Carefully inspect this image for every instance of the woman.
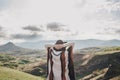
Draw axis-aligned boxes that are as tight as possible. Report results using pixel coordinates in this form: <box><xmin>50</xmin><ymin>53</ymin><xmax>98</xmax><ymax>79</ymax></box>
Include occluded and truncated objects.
<box><xmin>45</xmin><ymin>40</ymin><xmax>75</xmax><ymax>80</ymax></box>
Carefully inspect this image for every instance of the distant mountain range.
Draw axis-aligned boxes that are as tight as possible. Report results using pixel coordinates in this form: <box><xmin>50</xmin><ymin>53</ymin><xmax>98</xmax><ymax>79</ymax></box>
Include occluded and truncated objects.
<box><xmin>0</xmin><ymin>39</ymin><xmax>120</xmax><ymax>52</ymax></box>
<box><xmin>16</xmin><ymin>39</ymin><xmax>120</xmax><ymax>49</ymax></box>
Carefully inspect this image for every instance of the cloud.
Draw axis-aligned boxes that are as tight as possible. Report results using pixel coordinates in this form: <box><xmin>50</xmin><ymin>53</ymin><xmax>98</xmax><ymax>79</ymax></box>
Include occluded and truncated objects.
<box><xmin>22</xmin><ymin>25</ymin><xmax>44</xmax><ymax>32</ymax></box>
<box><xmin>0</xmin><ymin>0</ymin><xmax>27</xmax><ymax>11</ymax></box>
<box><xmin>0</xmin><ymin>26</ymin><xmax>6</xmax><ymax>38</ymax></box>
<box><xmin>107</xmin><ymin>0</ymin><xmax>120</xmax><ymax>3</ymax></box>
<box><xmin>75</xmin><ymin>0</ymin><xmax>120</xmax><ymax>21</ymax></box>
<box><xmin>0</xmin><ymin>0</ymin><xmax>10</xmax><ymax>11</ymax></box>
<box><xmin>111</xmin><ymin>7</ymin><xmax>120</xmax><ymax>20</ymax></box>
<box><xmin>0</xmin><ymin>26</ymin><xmax>2</xmax><ymax>30</ymax></box>
<box><xmin>75</xmin><ymin>0</ymin><xmax>86</xmax><ymax>8</ymax></box>
<box><xmin>98</xmin><ymin>0</ymin><xmax>120</xmax><ymax>21</ymax></box>
<box><xmin>115</xmin><ymin>29</ymin><xmax>120</xmax><ymax>35</ymax></box>
<box><xmin>47</xmin><ymin>22</ymin><xmax>66</xmax><ymax>31</ymax></box>
<box><xmin>11</xmin><ymin>33</ymin><xmax>42</xmax><ymax>40</ymax></box>
<box><xmin>0</xmin><ymin>0</ymin><xmax>120</xmax><ymax>41</ymax></box>
<box><xmin>97</xmin><ymin>27</ymin><xmax>120</xmax><ymax>36</ymax></box>
<box><xmin>0</xmin><ymin>33</ymin><xmax>5</xmax><ymax>38</ymax></box>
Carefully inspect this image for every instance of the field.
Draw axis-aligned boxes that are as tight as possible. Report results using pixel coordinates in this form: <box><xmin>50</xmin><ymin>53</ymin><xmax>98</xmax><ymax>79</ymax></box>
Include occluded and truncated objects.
<box><xmin>0</xmin><ymin>67</ymin><xmax>44</xmax><ymax>80</ymax></box>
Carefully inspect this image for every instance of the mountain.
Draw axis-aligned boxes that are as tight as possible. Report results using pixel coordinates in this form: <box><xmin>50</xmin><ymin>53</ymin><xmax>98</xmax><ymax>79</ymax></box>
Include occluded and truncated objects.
<box><xmin>0</xmin><ymin>42</ymin><xmax>45</xmax><ymax>57</ymax></box>
<box><xmin>16</xmin><ymin>40</ymin><xmax>55</xmax><ymax>50</ymax></box>
<box><xmin>16</xmin><ymin>39</ymin><xmax>120</xmax><ymax>49</ymax></box>
<box><xmin>0</xmin><ymin>42</ymin><xmax>25</xmax><ymax>52</ymax></box>
<box><xmin>1</xmin><ymin>39</ymin><xmax>120</xmax><ymax>51</ymax></box>
<box><xmin>102</xmin><ymin>39</ymin><xmax>120</xmax><ymax>46</ymax></box>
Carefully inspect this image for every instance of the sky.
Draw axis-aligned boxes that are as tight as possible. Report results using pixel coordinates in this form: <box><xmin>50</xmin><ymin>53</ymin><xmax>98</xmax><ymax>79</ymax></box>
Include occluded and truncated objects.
<box><xmin>0</xmin><ymin>0</ymin><xmax>120</xmax><ymax>44</ymax></box>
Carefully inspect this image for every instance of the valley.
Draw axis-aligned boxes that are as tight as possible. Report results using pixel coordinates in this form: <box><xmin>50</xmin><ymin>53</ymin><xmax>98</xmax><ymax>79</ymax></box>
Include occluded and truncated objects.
<box><xmin>0</xmin><ymin>42</ymin><xmax>120</xmax><ymax>80</ymax></box>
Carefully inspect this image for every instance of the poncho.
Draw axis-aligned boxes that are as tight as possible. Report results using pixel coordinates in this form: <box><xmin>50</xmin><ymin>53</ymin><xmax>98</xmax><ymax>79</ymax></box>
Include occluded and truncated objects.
<box><xmin>46</xmin><ymin>46</ymin><xmax>75</xmax><ymax>80</ymax></box>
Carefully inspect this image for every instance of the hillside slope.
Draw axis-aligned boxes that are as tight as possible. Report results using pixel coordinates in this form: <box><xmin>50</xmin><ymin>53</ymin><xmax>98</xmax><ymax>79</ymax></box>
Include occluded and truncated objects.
<box><xmin>76</xmin><ymin>51</ymin><xmax>120</xmax><ymax>80</ymax></box>
<box><xmin>0</xmin><ymin>67</ymin><xmax>44</xmax><ymax>80</ymax></box>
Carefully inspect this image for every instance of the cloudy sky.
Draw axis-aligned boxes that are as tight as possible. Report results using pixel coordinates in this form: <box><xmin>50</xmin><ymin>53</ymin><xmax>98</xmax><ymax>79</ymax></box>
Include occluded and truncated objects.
<box><xmin>0</xmin><ymin>0</ymin><xmax>120</xmax><ymax>44</ymax></box>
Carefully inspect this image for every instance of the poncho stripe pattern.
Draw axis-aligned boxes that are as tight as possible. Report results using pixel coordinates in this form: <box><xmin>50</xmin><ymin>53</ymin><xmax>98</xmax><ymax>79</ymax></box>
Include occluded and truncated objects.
<box><xmin>46</xmin><ymin>46</ymin><xmax>75</xmax><ymax>80</ymax></box>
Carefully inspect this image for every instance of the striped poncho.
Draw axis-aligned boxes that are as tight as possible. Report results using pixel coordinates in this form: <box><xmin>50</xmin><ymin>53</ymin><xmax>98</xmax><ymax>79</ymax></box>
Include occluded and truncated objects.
<box><xmin>46</xmin><ymin>46</ymin><xmax>75</xmax><ymax>80</ymax></box>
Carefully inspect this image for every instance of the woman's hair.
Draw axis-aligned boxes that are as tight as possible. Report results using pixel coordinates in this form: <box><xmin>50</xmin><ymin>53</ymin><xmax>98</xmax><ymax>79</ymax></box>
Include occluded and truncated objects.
<box><xmin>55</xmin><ymin>40</ymin><xmax>67</xmax><ymax>44</ymax></box>
<box><xmin>54</xmin><ymin>40</ymin><xmax>66</xmax><ymax>51</ymax></box>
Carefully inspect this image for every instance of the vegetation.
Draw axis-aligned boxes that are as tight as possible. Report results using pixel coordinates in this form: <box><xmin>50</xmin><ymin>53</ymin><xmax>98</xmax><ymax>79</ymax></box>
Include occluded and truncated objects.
<box><xmin>1</xmin><ymin>44</ymin><xmax>120</xmax><ymax>80</ymax></box>
<box><xmin>18</xmin><ymin>59</ymin><xmax>30</xmax><ymax>64</ymax></box>
<box><xmin>76</xmin><ymin>48</ymin><xmax>120</xmax><ymax>80</ymax></box>
<box><xmin>0</xmin><ymin>54</ymin><xmax>15</xmax><ymax>62</ymax></box>
<box><xmin>103</xmin><ymin>46</ymin><xmax>120</xmax><ymax>52</ymax></box>
<box><xmin>0</xmin><ymin>67</ymin><xmax>44</xmax><ymax>80</ymax></box>
<box><xmin>0</xmin><ymin>54</ymin><xmax>33</xmax><ymax>69</ymax></box>
<box><xmin>0</xmin><ymin>54</ymin><xmax>18</xmax><ymax>69</ymax></box>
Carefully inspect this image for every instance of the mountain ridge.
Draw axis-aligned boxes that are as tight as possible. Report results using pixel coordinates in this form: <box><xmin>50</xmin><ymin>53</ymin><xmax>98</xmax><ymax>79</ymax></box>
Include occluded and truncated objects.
<box><xmin>1</xmin><ymin>39</ymin><xmax>120</xmax><ymax>51</ymax></box>
<box><xmin>0</xmin><ymin>42</ymin><xmax>25</xmax><ymax>52</ymax></box>
<box><xmin>16</xmin><ymin>39</ymin><xmax>120</xmax><ymax>49</ymax></box>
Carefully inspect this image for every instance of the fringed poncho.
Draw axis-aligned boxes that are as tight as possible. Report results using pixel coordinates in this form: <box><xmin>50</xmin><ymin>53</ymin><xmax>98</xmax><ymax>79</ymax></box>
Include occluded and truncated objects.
<box><xmin>46</xmin><ymin>46</ymin><xmax>75</xmax><ymax>80</ymax></box>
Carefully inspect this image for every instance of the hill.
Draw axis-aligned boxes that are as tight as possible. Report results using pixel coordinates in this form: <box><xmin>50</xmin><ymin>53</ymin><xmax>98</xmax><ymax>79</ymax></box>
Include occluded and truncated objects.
<box><xmin>75</xmin><ymin>49</ymin><xmax>120</xmax><ymax>80</ymax></box>
<box><xmin>15</xmin><ymin>46</ymin><xmax>120</xmax><ymax>80</ymax></box>
<box><xmin>0</xmin><ymin>42</ymin><xmax>44</xmax><ymax>57</ymax></box>
<box><xmin>16</xmin><ymin>39</ymin><xmax>120</xmax><ymax>49</ymax></box>
<box><xmin>0</xmin><ymin>42</ymin><xmax>25</xmax><ymax>52</ymax></box>
<box><xmin>0</xmin><ymin>66</ymin><xmax>44</xmax><ymax>80</ymax></box>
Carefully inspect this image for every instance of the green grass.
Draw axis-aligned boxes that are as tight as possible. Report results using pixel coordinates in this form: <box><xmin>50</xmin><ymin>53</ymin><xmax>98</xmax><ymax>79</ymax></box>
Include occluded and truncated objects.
<box><xmin>93</xmin><ymin>46</ymin><xmax>120</xmax><ymax>55</ymax></box>
<box><xmin>0</xmin><ymin>66</ymin><xmax>45</xmax><ymax>80</ymax></box>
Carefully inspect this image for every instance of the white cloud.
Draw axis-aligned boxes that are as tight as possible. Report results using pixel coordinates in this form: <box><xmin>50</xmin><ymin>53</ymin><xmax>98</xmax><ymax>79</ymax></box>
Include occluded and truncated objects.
<box><xmin>0</xmin><ymin>0</ymin><xmax>120</xmax><ymax>44</ymax></box>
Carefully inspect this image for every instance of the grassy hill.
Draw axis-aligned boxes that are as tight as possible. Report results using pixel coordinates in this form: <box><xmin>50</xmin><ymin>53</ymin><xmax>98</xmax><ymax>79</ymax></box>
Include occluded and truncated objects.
<box><xmin>0</xmin><ymin>67</ymin><xmax>44</xmax><ymax>80</ymax></box>
<box><xmin>75</xmin><ymin>47</ymin><xmax>120</xmax><ymax>80</ymax></box>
